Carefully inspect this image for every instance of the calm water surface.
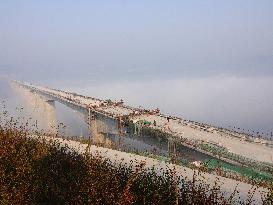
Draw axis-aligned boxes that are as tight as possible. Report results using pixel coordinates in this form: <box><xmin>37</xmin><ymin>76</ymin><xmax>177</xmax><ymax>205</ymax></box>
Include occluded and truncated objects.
<box><xmin>1</xmin><ymin>77</ymin><xmax>272</xmax><ymax>160</ymax></box>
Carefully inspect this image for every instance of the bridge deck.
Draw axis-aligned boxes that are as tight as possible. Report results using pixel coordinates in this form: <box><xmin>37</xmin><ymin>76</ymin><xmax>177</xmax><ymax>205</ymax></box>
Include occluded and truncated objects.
<box><xmin>132</xmin><ymin>114</ymin><xmax>273</xmax><ymax>165</ymax></box>
<box><xmin>29</xmin><ymin>83</ymin><xmax>136</xmax><ymax>118</ymax></box>
<box><xmin>16</xmin><ymin>81</ymin><xmax>273</xmax><ymax>166</ymax></box>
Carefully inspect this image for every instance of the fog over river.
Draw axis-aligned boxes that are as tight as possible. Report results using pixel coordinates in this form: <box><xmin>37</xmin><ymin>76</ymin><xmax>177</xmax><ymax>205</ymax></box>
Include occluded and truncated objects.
<box><xmin>1</xmin><ymin>76</ymin><xmax>273</xmax><ymax>140</ymax></box>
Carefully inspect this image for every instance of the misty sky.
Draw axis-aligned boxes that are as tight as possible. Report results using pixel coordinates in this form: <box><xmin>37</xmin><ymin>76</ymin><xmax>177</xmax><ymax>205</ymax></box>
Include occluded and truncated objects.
<box><xmin>0</xmin><ymin>1</ymin><xmax>273</xmax><ymax>134</ymax></box>
<box><xmin>0</xmin><ymin>0</ymin><xmax>273</xmax><ymax>85</ymax></box>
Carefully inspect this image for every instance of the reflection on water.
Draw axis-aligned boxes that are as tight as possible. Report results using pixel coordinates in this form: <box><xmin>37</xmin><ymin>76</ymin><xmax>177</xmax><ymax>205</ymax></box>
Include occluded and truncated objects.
<box><xmin>1</xmin><ymin>77</ymin><xmax>272</xmax><ymax>164</ymax></box>
<box><xmin>105</xmin><ymin>132</ymin><xmax>214</xmax><ymax>163</ymax></box>
<box><xmin>0</xmin><ymin>79</ymin><xmax>89</xmax><ymax>136</ymax></box>
<box><xmin>69</xmin><ymin>77</ymin><xmax>273</xmax><ymax>138</ymax></box>
<box><xmin>54</xmin><ymin>102</ymin><xmax>89</xmax><ymax>137</ymax></box>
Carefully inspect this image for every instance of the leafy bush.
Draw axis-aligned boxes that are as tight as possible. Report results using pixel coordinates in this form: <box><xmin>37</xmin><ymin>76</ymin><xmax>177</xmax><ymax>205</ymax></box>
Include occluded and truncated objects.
<box><xmin>0</xmin><ymin>115</ymin><xmax>272</xmax><ymax>204</ymax></box>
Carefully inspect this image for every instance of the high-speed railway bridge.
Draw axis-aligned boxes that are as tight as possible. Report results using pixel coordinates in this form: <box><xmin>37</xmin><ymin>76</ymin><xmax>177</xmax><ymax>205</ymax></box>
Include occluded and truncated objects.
<box><xmin>13</xmin><ymin>80</ymin><xmax>273</xmax><ymax>169</ymax></box>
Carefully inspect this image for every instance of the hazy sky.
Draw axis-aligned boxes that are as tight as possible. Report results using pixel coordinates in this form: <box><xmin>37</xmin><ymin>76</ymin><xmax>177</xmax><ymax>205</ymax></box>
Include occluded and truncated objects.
<box><xmin>0</xmin><ymin>1</ymin><xmax>273</xmax><ymax>134</ymax></box>
<box><xmin>1</xmin><ymin>0</ymin><xmax>273</xmax><ymax>85</ymax></box>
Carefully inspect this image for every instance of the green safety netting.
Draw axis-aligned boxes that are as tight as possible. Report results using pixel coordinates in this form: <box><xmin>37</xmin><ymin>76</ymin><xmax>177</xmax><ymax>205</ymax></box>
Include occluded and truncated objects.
<box><xmin>204</xmin><ymin>159</ymin><xmax>273</xmax><ymax>182</ymax></box>
<box><xmin>143</xmin><ymin>121</ymin><xmax>151</xmax><ymax>125</ymax></box>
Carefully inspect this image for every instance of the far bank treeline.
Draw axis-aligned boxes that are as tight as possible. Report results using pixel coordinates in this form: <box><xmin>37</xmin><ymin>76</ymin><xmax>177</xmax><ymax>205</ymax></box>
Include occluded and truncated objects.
<box><xmin>0</xmin><ymin>113</ymin><xmax>272</xmax><ymax>204</ymax></box>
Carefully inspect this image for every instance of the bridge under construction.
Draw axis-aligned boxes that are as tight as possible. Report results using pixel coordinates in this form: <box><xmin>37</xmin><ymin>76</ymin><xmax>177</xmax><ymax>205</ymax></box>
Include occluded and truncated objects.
<box><xmin>13</xmin><ymin>80</ymin><xmax>273</xmax><ymax>174</ymax></box>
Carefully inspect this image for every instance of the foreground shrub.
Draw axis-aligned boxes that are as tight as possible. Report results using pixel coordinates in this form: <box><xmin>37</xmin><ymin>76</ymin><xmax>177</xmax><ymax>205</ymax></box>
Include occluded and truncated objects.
<box><xmin>0</xmin><ymin>123</ymin><xmax>272</xmax><ymax>204</ymax></box>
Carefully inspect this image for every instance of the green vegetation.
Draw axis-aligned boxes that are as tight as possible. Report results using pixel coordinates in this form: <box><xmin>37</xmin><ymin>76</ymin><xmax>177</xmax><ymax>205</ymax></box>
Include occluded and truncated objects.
<box><xmin>0</xmin><ymin>127</ymin><xmax>222</xmax><ymax>204</ymax></box>
<box><xmin>0</xmin><ymin>112</ymin><xmax>272</xmax><ymax>204</ymax></box>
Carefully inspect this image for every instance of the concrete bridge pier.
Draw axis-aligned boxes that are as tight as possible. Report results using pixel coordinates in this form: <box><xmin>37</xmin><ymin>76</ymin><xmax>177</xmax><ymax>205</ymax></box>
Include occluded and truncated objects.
<box><xmin>117</xmin><ymin>117</ymin><xmax>126</xmax><ymax>148</ymax></box>
<box><xmin>84</xmin><ymin>109</ymin><xmax>127</xmax><ymax>148</ymax></box>
<box><xmin>86</xmin><ymin>108</ymin><xmax>113</xmax><ymax>147</ymax></box>
<box><xmin>168</xmin><ymin>138</ymin><xmax>177</xmax><ymax>162</ymax></box>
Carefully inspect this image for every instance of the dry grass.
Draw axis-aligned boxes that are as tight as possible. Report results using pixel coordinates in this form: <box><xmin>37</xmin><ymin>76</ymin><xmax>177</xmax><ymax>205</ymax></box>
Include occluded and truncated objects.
<box><xmin>0</xmin><ymin>113</ymin><xmax>272</xmax><ymax>204</ymax></box>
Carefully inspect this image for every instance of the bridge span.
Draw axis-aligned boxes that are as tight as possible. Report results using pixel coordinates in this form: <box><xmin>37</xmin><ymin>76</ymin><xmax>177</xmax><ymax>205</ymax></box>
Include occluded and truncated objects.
<box><xmin>13</xmin><ymin>80</ymin><xmax>273</xmax><ymax>170</ymax></box>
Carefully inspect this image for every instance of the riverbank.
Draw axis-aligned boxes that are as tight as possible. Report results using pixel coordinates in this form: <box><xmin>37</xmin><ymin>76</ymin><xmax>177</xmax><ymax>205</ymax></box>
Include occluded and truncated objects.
<box><xmin>31</xmin><ymin>135</ymin><xmax>270</xmax><ymax>205</ymax></box>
